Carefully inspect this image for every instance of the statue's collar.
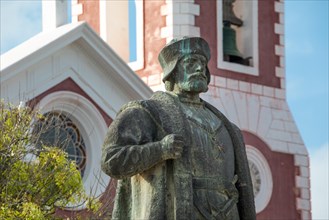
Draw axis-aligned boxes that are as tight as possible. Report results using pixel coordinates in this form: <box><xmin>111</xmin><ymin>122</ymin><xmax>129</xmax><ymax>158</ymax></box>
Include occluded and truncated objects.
<box><xmin>167</xmin><ymin>91</ymin><xmax>204</xmax><ymax>107</ymax></box>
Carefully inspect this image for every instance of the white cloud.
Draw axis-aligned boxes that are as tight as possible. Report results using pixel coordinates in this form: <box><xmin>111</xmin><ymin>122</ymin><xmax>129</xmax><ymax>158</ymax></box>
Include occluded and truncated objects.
<box><xmin>310</xmin><ymin>143</ymin><xmax>329</xmax><ymax>219</ymax></box>
<box><xmin>0</xmin><ymin>1</ymin><xmax>41</xmax><ymax>54</ymax></box>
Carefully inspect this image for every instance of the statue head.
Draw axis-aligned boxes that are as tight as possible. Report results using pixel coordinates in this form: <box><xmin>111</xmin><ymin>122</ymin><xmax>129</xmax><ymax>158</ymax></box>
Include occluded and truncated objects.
<box><xmin>158</xmin><ymin>37</ymin><xmax>211</xmax><ymax>92</ymax></box>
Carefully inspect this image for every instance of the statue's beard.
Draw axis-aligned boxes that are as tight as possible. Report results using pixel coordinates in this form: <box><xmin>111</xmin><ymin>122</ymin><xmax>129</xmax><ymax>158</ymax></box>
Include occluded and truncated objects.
<box><xmin>178</xmin><ymin>79</ymin><xmax>208</xmax><ymax>93</ymax></box>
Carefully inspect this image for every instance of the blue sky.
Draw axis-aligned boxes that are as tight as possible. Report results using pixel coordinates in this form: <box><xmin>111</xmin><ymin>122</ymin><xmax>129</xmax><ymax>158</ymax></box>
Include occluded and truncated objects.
<box><xmin>0</xmin><ymin>0</ymin><xmax>328</xmax><ymax>218</ymax></box>
<box><xmin>285</xmin><ymin>1</ymin><xmax>328</xmax><ymax>150</ymax></box>
<box><xmin>284</xmin><ymin>2</ymin><xmax>328</xmax><ymax>217</ymax></box>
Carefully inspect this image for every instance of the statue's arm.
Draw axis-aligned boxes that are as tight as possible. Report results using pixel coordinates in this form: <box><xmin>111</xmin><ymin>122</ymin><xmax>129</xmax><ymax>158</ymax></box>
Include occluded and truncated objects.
<box><xmin>101</xmin><ymin>105</ymin><xmax>183</xmax><ymax>179</ymax></box>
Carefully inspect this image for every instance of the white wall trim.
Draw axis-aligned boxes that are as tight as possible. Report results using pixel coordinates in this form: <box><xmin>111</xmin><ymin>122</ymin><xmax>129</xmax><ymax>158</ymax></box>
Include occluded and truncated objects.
<box><xmin>99</xmin><ymin>0</ymin><xmax>144</xmax><ymax>71</ymax></box>
<box><xmin>246</xmin><ymin>145</ymin><xmax>273</xmax><ymax>213</ymax></box>
<box><xmin>128</xmin><ymin>0</ymin><xmax>144</xmax><ymax>70</ymax></box>
<box><xmin>99</xmin><ymin>0</ymin><xmax>107</xmax><ymax>42</ymax></box>
<box><xmin>274</xmin><ymin>0</ymin><xmax>286</xmax><ymax>89</ymax></box>
<box><xmin>160</xmin><ymin>0</ymin><xmax>200</xmax><ymax>43</ymax></box>
<box><xmin>71</xmin><ymin>0</ymin><xmax>83</xmax><ymax>23</ymax></box>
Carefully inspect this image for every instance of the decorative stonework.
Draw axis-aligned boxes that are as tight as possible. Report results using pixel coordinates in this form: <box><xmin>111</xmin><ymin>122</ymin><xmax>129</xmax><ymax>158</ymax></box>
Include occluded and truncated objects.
<box><xmin>160</xmin><ymin>0</ymin><xmax>200</xmax><ymax>43</ymax></box>
<box><xmin>274</xmin><ymin>1</ymin><xmax>286</xmax><ymax>90</ymax></box>
<box><xmin>71</xmin><ymin>0</ymin><xmax>83</xmax><ymax>23</ymax></box>
<box><xmin>209</xmin><ymin>76</ymin><xmax>286</xmax><ymax>99</ymax></box>
<box><xmin>295</xmin><ymin>154</ymin><xmax>312</xmax><ymax>219</ymax></box>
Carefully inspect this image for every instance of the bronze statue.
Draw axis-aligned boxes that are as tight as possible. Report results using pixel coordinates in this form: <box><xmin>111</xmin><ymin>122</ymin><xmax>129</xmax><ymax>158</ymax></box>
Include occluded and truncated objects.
<box><xmin>101</xmin><ymin>37</ymin><xmax>256</xmax><ymax>220</ymax></box>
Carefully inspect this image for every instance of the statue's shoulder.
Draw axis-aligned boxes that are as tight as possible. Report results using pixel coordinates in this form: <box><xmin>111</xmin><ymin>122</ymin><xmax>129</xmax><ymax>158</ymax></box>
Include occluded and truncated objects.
<box><xmin>118</xmin><ymin>100</ymin><xmax>145</xmax><ymax>114</ymax></box>
<box><xmin>147</xmin><ymin>91</ymin><xmax>178</xmax><ymax>109</ymax></box>
<box><xmin>116</xmin><ymin>91</ymin><xmax>171</xmax><ymax>117</ymax></box>
<box><xmin>150</xmin><ymin>91</ymin><xmax>173</xmax><ymax>101</ymax></box>
<box><xmin>230</xmin><ymin>122</ymin><xmax>243</xmax><ymax>139</ymax></box>
<box><xmin>230</xmin><ymin>122</ymin><xmax>241</xmax><ymax>132</ymax></box>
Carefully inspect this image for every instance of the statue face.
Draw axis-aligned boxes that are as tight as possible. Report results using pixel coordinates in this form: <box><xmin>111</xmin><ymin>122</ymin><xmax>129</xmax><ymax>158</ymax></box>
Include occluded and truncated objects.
<box><xmin>174</xmin><ymin>54</ymin><xmax>208</xmax><ymax>94</ymax></box>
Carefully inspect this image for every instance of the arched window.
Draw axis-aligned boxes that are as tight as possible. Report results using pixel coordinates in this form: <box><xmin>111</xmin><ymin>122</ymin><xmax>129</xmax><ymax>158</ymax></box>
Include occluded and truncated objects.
<box><xmin>33</xmin><ymin>112</ymin><xmax>87</xmax><ymax>177</ymax></box>
<box><xmin>35</xmin><ymin>91</ymin><xmax>109</xmax><ymax>199</ymax></box>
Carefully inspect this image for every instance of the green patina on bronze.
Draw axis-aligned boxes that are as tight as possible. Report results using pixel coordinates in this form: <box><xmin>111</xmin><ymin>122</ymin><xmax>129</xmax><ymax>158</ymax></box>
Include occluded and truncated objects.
<box><xmin>158</xmin><ymin>37</ymin><xmax>211</xmax><ymax>84</ymax></box>
<box><xmin>101</xmin><ymin>37</ymin><xmax>256</xmax><ymax>220</ymax></box>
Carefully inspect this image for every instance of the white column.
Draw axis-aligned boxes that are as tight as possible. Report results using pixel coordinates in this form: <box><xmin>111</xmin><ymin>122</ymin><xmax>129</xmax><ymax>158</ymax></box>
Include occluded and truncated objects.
<box><xmin>160</xmin><ymin>0</ymin><xmax>200</xmax><ymax>43</ymax></box>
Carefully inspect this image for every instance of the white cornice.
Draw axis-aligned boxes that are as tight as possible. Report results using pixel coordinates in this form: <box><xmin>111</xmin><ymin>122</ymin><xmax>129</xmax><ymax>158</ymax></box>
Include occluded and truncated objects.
<box><xmin>1</xmin><ymin>22</ymin><xmax>83</xmax><ymax>73</ymax></box>
<box><xmin>0</xmin><ymin>22</ymin><xmax>153</xmax><ymax>100</ymax></box>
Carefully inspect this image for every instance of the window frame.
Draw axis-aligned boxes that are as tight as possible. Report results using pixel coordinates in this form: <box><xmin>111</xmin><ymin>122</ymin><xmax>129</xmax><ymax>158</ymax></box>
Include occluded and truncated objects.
<box><xmin>99</xmin><ymin>0</ymin><xmax>144</xmax><ymax>71</ymax></box>
<box><xmin>217</xmin><ymin>0</ymin><xmax>259</xmax><ymax>76</ymax></box>
<box><xmin>246</xmin><ymin>145</ymin><xmax>273</xmax><ymax>213</ymax></box>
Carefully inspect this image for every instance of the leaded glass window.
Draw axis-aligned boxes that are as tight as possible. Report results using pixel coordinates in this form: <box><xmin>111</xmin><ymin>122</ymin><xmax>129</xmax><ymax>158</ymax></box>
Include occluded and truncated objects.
<box><xmin>33</xmin><ymin>112</ymin><xmax>87</xmax><ymax>177</ymax></box>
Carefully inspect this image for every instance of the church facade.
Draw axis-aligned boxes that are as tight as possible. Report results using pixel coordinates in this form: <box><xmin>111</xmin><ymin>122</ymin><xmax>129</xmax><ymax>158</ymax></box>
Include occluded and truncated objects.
<box><xmin>0</xmin><ymin>0</ymin><xmax>311</xmax><ymax>219</ymax></box>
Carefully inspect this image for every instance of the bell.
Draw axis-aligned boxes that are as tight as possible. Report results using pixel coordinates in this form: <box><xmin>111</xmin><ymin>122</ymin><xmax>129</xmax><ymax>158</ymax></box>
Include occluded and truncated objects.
<box><xmin>223</xmin><ymin>21</ymin><xmax>244</xmax><ymax>64</ymax></box>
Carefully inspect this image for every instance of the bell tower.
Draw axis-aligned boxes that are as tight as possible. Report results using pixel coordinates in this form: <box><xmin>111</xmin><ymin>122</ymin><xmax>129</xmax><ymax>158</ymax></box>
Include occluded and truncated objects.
<box><xmin>74</xmin><ymin>0</ymin><xmax>310</xmax><ymax>218</ymax></box>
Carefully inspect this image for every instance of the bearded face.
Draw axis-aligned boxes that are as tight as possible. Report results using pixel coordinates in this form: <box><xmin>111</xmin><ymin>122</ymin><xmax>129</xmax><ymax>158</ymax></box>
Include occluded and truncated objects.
<box><xmin>174</xmin><ymin>54</ymin><xmax>208</xmax><ymax>94</ymax></box>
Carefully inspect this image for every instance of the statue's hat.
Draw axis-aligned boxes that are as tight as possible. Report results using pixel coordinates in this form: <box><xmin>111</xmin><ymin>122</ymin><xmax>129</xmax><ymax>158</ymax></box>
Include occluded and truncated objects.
<box><xmin>158</xmin><ymin>37</ymin><xmax>211</xmax><ymax>83</ymax></box>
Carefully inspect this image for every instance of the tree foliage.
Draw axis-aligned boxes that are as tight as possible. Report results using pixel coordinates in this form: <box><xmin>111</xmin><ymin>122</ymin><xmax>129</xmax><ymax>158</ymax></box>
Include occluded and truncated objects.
<box><xmin>0</xmin><ymin>101</ymin><xmax>97</xmax><ymax>219</ymax></box>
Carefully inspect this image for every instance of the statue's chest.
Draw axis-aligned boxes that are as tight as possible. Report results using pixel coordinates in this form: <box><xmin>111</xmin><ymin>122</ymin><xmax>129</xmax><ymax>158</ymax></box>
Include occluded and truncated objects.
<box><xmin>180</xmin><ymin>103</ymin><xmax>235</xmax><ymax>177</ymax></box>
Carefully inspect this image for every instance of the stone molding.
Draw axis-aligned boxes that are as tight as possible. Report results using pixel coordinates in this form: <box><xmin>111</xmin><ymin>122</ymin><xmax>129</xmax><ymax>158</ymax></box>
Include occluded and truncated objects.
<box><xmin>274</xmin><ymin>0</ymin><xmax>286</xmax><ymax>90</ymax></box>
<box><xmin>210</xmin><ymin>76</ymin><xmax>286</xmax><ymax>100</ymax></box>
<box><xmin>246</xmin><ymin>145</ymin><xmax>273</xmax><ymax>213</ymax></box>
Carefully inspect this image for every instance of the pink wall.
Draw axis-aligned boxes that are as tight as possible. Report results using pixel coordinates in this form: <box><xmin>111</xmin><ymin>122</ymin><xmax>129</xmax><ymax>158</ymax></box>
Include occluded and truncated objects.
<box><xmin>243</xmin><ymin>131</ymin><xmax>300</xmax><ymax>219</ymax></box>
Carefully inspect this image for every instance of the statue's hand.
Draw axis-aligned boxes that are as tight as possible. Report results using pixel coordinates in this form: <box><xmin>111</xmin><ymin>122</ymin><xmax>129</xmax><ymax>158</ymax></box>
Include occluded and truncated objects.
<box><xmin>161</xmin><ymin>134</ymin><xmax>184</xmax><ymax>160</ymax></box>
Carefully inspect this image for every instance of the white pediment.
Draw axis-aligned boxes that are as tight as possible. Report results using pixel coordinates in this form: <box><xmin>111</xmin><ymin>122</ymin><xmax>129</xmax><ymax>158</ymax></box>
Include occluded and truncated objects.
<box><xmin>0</xmin><ymin>21</ymin><xmax>153</xmax><ymax>118</ymax></box>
